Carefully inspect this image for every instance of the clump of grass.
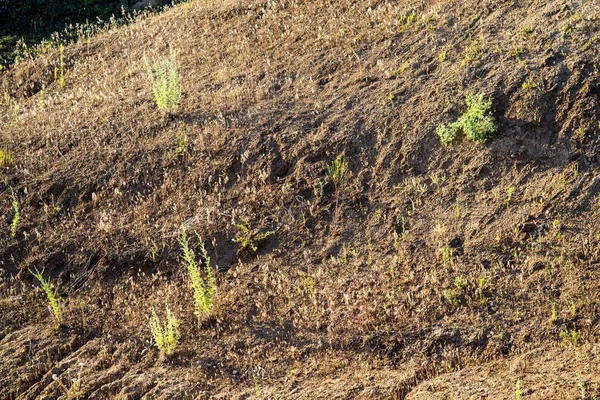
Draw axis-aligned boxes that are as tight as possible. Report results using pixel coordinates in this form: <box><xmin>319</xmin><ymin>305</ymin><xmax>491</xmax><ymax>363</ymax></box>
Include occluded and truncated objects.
<box><xmin>144</xmin><ymin>47</ymin><xmax>181</xmax><ymax>111</ymax></box>
<box><xmin>179</xmin><ymin>228</ymin><xmax>216</xmax><ymax>319</ymax></box>
<box><xmin>30</xmin><ymin>268</ymin><xmax>61</xmax><ymax>324</ymax></box>
<box><xmin>149</xmin><ymin>305</ymin><xmax>180</xmax><ymax>357</ymax></box>
<box><xmin>9</xmin><ymin>187</ymin><xmax>20</xmax><ymax>238</ymax></box>
<box><xmin>436</xmin><ymin>93</ymin><xmax>497</xmax><ymax>145</ymax></box>
<box><xmin>232</xmin><ymin>223</ymin><xmax>277</xmax><ymax>254</ymax></box>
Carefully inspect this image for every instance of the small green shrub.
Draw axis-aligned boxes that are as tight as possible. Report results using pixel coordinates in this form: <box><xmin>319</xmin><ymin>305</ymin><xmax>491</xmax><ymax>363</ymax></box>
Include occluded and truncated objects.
<box><xmin>144</xmin><ymin>48</ymin><xmax>181</xmax><ymax>111</ymax></box>
<box><xmin>436</xmin><ymin>124</ymin><xmax>459</xmax><ymax>146</ymax></box>
<box><xmin>9</xmin><ymin>188</ymin><xmax>20</xmax><ymax>238</ymax></box>
<box><xmin>232</xmin><ymin>223</ymin><xmax>277</xmax><ymax>254</ymax></box>
<box><xmin>326</xmin><ymin>154</ymin><xmax>347</xmax><ymax>186</ymax></box>
<box><xmin>150</xmin><ymin>305</ymin><xmax>180</xmax><ymax>357</ymax></box>
<box><xmin>179</xmin><ymin>229</ymin><xmax>216</xmax><ymax>318</ymax></box>
<box><xmin>436</xmin><ymin>93</ymin><xmax>496</xmax><ymax>145</ymax></box>
<box><xmin>30</xmin><ymin>268</ymin><xmax>61</xmax><ymax>324</ymax></box>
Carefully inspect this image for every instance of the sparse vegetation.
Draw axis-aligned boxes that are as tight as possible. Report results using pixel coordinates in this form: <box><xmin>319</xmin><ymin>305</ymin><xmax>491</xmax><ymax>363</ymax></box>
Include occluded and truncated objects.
<box><xmin>326</xmin><ymin>154</ymin><xmax>347</xmax><ymax>187</ymax></box>
<box><xmin>559</xmin><ymin>327</ymin><xmax>578</xmax><ymax>347</ymax></box>
<box><xmin>9</xmin><ymin>187</ymin><xmax>20</xmax><ymax>238</ymax></box>
<box><xmin>149</xmin><ymin>305</ymin><xmax>180</xmax><ymax>357</ymax></box>
<box><xmin>179</xmin><ymin>228</ymin><xmax>217</xmax><ymax>318</ymax></box>
<box><xmin>30</xmin><ymin>268</ymin><xmax>62</xmax><ymax>325</ymax></box>
<box><xmin>436</xmin><ymin>93</ymin><xmax>497</xmax><ymax>145</ymax></box>
<box><xmin>444</xmin><ymin>276</ymin><xmax>467</xmax><ymax>307</ymax></box>
<box><xmin>232</xmin><ymin>223</ymin><xmax>277</xmax><ymax>254</ymax></box>
<box><xmin>174</xmin><ymin>131</ymin><xmax>188</xmax><ymax>154</ymax></box>
<box><xmin>2</xmin><ymin>0</ymin><xmax>600</xmax><ymax>397</ymax></box>
<box><xmin>516</xmin><ymin>379</ymin><xmax>522</xmax><ymax>400</ymax></box>
<box><xmin>550</xmin><ymin>303</ymin><xmax>557</xmax><ymax>323</ymax></box>
<box><xmin>144</xmin><ymin>47</ymin><xmax>181</xmax><ymax>111</ymax></box>
<box><xmin>55</xmin><ymin>44</ymin><xmax>65</xmax><ymax>88</ymax></box>
<box><xmin>438</xmin><ymin>49</ymin><xmax>448</xmax><ymax>62</ymax></box>
<box><xmin>0</xmin><ymin>149</ymin><xmax>14</xmax><ymax>169</ymax></box>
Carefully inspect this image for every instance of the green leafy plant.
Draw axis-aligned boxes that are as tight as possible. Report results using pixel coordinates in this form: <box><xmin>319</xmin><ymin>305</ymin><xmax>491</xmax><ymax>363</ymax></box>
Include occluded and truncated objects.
<box><xmin>438</xmin><ymin>49</ymin><xmax>448</xmax><ymax>62</ymax></box>
<box><xmin>144</xmin><ymin>47</ymin><xmax>181</xmax><ymax>111</ymax></box>
<box><xmin>9</xmin><ymin>187</ymin><xmax>20</xmax><ymax>238</ymax></box>
<box><xmin>174</xmin><ymin>131</ymin><xmax>188</xmax><ymax>154</ymax></box>
<box><xmin>436</xmin><ymin>93</ymin><xmax>497</xmax><ymax>145</ymax></box>
<box><xmin>326</xmin><ymin>154</ymin><xmax>347</xmax><ymax>186</ymax></box>
<box><xmin>515</xmin><ymin>379</ymin><xmax>522</xmax><ymax>400</ymax></box>
<box><xmin>30</xmin><ymin>268</ymin><xmax>61</xmax><ymax>324</ymax></box>
<box><xmin>179</xmin><ymin>228</ymin><xmax>216</xmax><ymax>318</ymax></box>
<box><xmin>559</xmin><ymin>327</ymin><xmax>578</xmax><ymax>346</ymax></box>
<box><xmin>436</xmin><ymin>123</ymin><xmax>459</xmax><ymax>145</ymax></box>
<box><xmin>149</xmin><ymin>305</ymin><xmax>180</xmax><ymax>357</ymax></box>
<box><xmin>443</xmin><ymin>276</ymin><xmax>467</xmax><ymax>307</ymax></box>
<box><xmin>232</xmin><ymin>223</ymin><xmax>277</xmax><ymax>254</ymax></box>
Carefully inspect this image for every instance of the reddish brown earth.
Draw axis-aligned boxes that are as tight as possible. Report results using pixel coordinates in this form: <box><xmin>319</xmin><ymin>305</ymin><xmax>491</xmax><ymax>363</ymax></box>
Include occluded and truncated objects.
<box><xmin>1</xmin><ymin>0</ymin><xmax>600</xmax><ymax>398</ymax></box>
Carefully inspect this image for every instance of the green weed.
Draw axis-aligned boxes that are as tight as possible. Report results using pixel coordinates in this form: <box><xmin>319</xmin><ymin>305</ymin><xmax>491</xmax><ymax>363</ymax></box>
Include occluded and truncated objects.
<box><xmin>327</xmin><ymin>154</ymin><xmax>347</xmax><ymax>187</ymax></box>
<box><xmin>233</xmin><ymin>223</ymin><xmax>277</xmax><ymax>254</ymax></box>
<box><xmin>559</xmin><ymin>327</ymin><xmax>578</xmax><ymax>346</ymax></box>
<box><xmin>462</xmin><ymin>37</ymin><xmax>485</xmax><ymax>64</ymax></box>
<box><xmin>9</xmin><ymin>188</ymin><xmax>20</xmax><ymax>238</ymax></box>
<box><xmin>436</xmin><ymin>93</ymin><xmax>496</xmax><ymax>145</ymax></box>
<box><xmin>0</xmin><ymin>149</ymin><xmax>14</xmax><ymax>168</ymax></box>
<box><xmin>521</xmin><ymin>78</ymin><xmax>538</xmax><ymax>90</ymax></box>
<box><xmin>519</xmin><ymin>27</ymin><xmax>533</xmax><ymax>36</ymax></box>
<box><xmin>174</xmin><ymin>131</ymin><xmax>188</xmax><ymax>154</ymax></box>
<box><xmin>144</xmin><ymin>47</ymin><xmax>181</xmax><ymax>111</ymax></box>
<box><xmin>398</xmin><ymin>12</ymin><xmax>416</xmax><ymax>32</ymax></box>
<box><xmin>30</xmin><ymin>268</ymin><xmax>62</xmax><ymax>324</ymax></box>
<box><xmin>575</xmin><ymin>127</ymin><xmax>587</xmax><ymax>141</ymax></box>
<box><xmin>149</xmin><ymin>305</ymin><xmax>180</xmax><ymax>357</ymax></box>
<box><xmin>179</xmin><ymin>229</ymin><xmax>216</xmax><ymax>318</ymax></box>
<box><xmin>443</xmin><ymin>276</ymin><xmax>467</xmax><ymax>307</ymax></box>
<box><xmin>515</xmin><ymin>379</ymin><xmax>522</xmax><ymax>400</ymax></box>
<box><xmin>438</xmin><ymin>49</ymin><xmax>447</xmax><ymax>62</ymax></box>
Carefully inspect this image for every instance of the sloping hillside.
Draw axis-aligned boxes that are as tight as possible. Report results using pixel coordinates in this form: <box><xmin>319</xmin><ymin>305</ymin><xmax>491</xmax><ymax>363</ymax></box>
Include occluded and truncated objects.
<box><xmin>1</xmin><ymin>0</ymin><xmax>600</xmax><ymax>398</ymax></box>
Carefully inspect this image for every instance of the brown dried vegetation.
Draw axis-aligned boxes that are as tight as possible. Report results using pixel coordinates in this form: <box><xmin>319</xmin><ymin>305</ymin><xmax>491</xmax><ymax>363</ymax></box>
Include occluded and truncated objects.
<box><xmin>1</xmin><ymin>0</ymin><xmax>600</xmax><ymax>398</ymax></box>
